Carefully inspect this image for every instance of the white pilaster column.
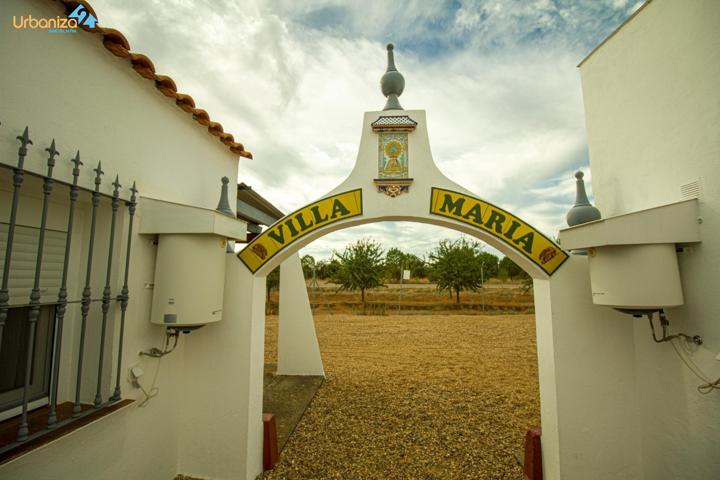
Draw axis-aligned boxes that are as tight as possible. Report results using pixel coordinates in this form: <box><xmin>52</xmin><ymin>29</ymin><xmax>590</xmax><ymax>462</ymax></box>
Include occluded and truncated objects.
<box><xmin>179</xmin><ymin>254</ymin><xmax>266</xmax><ymax>480</ymax></box>
<box><xmin>277</xmin><ymin>253</ymin><xmax>325</xmax><ymax>376</ymax></box>
<box><xmin>535</xmin><ymin>255</ymin><xmax>642</xmax><ymax>479</ymax></box>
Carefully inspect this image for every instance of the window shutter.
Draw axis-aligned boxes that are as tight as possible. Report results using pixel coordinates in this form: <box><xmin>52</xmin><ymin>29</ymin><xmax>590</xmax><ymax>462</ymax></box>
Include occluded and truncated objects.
<box><xmin>0</xmin><ymin>223</ymin><xmax>67</xmax><ymax>305</ymax></box>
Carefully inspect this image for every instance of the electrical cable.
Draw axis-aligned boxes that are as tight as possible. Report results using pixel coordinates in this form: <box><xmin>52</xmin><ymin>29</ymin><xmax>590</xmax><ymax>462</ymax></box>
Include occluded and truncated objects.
<box><xmin>647</xmin><ymin>311</ymin><xmax>699</xmax><ymax>344</ymax></box>
<box><xmin>647</xmin><ymin>311</ymin><xmax>719</xmax><ymax>394</ymax></box>
<box><xmin>135</xmin><ymin>329</ymin><xmax>181</xmax><ymax>406</ymax></box>
<box><xmin>137</xmin><ymin>363</ymin><xmax>160</xmax><ymax>408</ymax></box>
<box><xmin>669</xmin><ymin>338</ymin><xmax>720</xmax><ymax>395</ymax></box>
<box><xmin>140</xmin><ymin>329</ymin><xmax>180</xmax><ymax>358</ymax></box>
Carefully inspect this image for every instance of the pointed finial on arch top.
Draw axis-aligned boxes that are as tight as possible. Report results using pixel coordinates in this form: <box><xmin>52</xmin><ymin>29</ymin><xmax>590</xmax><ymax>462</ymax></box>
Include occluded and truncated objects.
<box><xmin>567</xmin><ymin>170</ymin><xmax>602</xmax><ymax>226</ymax></box>
<box><xmin>386</xmin><ymin>43</ymin><xmax>397</xmax><ymax>71</ymax></box>
<box><xmin>381</xmin><ymin>43</ymin><xmax>405</xmax><ymax>111</ymax></box>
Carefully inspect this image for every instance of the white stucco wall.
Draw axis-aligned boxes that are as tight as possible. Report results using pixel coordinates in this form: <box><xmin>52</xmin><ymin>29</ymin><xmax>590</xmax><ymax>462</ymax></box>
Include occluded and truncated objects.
<box><xmin>579</xmin><ymin>0</ymin><xmax>720</xmax><ymax>478</ymax></box>
<box><xmin>0</xmin><ymin>0</ymin><xmax>237</xmax><ymax>209</ymax></box>
<box><xmin>0</xmin><ymin>0</ymin><xmax>250</xmax><ymax>478</ymax></box>
<box><xmin>535</xmin><ymin>257</ymin><xmax>643</xmax><ymax>479</ymax></box>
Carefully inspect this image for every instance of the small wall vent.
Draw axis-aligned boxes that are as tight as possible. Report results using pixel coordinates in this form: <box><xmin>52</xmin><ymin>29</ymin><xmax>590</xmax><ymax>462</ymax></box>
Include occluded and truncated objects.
<box><xmin>680</xmin><ymin>180</ymin><xmax>700</xmax><ymax>200</ymax></box>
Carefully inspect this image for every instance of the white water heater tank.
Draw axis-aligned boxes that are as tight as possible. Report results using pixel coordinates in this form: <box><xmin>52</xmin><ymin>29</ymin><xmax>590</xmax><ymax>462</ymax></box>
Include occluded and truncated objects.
<box><xmin>151</xmin><ymin>234</ymin><xmax>226</xmax><ymax>327</ymax></box>
<box><xmin>587</xmin><ymin>244</ymin><xmax>683</xmax><ymax>310</ymax></box>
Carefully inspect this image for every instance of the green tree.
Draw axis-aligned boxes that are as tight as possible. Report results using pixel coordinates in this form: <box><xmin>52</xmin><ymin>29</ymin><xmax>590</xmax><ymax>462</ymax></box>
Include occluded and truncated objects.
<box><xmin>266</xmin><ymin>266</ymin><xmax>280</xmax><ymax>303</ymax></box>
<box><xmin>332</xmin><ymin>238</ymin><xmax>385</xmax><ymax>305</ymax></box>
<box><xmin>499</xmin><ymin>256</ymin><xmax>526</xmax><ymax>280</ymax></box>
<box><xmin>409</xmin><ymin>256</ymin><xmax>429</xmax><ymax>279</ymax></box>
<box><xmin>316</xmin><ymin>258</ymin><xmax>341</xmax><ymax>280</ymax></box>
<box><xmin>384</xmin><ymin>248</ymin><xmax>428</xmax><ymax>281</ymax></box>
<box><xmin>429</xmin><ymin>237</ymin><xmax>486</xmax><ymax>304</ymax></box>
<box><xmin>384</xmin><ymin>247</ymin><xmax>405</xmax><ymax>281</ymax></box>
<box><xmin>498</xmin><ymin>256</ymin><xmax>532</xmax><ymax>290</ymax></box>
<box><xmin>478</xmin><ymin>252</ymin><xmax>500</xmax><ymax>279</ymax></box>
<box><xmin>301</xmin><ymin>254</ymin><xmax>316</xmax><ymax>279</ymax></box>
<box><xmin>521</xmin><ymin>275</ymin><xmax>534</xmax><ymax>293</ymax></box>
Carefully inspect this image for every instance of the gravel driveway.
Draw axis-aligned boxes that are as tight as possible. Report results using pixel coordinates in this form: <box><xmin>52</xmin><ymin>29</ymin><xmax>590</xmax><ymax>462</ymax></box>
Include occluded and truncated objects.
<box><xmin>263</xmin><ymin>313</ymin><xmax>540</xmax><ymax>480</ymax></box>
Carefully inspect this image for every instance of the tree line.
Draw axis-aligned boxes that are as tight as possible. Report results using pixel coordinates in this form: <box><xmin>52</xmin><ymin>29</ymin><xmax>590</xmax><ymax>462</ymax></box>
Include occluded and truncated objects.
<box><xmin>269</xmin><ymin>237</ymin><xmax>531</xmax><ymax>305</ymax></box>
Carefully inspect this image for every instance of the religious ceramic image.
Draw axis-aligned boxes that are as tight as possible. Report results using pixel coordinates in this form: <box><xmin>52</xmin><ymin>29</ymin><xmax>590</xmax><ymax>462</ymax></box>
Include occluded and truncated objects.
<box><xmin>378</xmin><ymin>132</ymin><xmax>408</xmax><ymax>179</ymax></box>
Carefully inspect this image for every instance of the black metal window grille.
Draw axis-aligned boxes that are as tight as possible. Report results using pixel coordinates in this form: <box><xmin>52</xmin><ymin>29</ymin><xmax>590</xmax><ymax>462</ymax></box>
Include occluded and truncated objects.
<box><xmin>0</xmin><ymin>125</ymin><xmax>137</xmax><ymax>455</ymax></box>
<box><xmin>0</xmin><ymin>305</ymin><xmax>55</xmax><ymax>414</ymax></box>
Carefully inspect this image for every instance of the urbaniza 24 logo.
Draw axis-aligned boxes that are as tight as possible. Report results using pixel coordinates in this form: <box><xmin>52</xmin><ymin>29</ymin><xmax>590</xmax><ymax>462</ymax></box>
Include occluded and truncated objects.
<box><xmin>13</xmin><ymin>4</ymin><xmax>98</xmax><ymax>33</ymax></box>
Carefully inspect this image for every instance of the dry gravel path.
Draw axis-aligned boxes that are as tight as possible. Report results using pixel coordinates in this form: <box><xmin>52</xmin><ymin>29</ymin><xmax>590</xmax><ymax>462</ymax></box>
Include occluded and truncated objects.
<box><xmin>263</xmin><ymin>313</ymin><xmax>540</xmax><ymax>480</ymax></box>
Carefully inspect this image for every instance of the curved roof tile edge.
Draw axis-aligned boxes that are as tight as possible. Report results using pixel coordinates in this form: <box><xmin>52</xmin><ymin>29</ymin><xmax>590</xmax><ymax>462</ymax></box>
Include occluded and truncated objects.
<box><xmin>57</xmin><ymin>0</ymin><xmax>253</xmax><ymax>160</ymax></box>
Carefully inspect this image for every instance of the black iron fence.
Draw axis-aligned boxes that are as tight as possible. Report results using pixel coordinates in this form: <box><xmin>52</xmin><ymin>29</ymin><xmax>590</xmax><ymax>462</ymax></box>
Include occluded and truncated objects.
<box><xmin>0</xmin><ymin>124</ymin><xmax>137</xmax><ymax>454</ymax></box>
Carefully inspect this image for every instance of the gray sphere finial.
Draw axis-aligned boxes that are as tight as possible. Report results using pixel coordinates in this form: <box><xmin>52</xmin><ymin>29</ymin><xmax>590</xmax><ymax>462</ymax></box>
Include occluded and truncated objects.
<box><xmin>567</xmin><ymin>170</ymin><xmax>601</xmax><ymax>226</ymax></box>
<box><xmin>381</xmin><ymin>43</ymin><xmax>405</xmax><ymax>110</ymax></box>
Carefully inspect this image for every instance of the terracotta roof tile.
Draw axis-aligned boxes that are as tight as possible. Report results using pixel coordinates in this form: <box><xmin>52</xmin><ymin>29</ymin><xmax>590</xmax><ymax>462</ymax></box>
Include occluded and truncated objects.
<box><xmin>192</xmin><ymin>108</ymin><xmax>210</xmax><ymax>125</ymax></box>
<box><xmin>101</xmin><ymin>28</ymin><xmax>130</xmax><ymax>57</ymax></box>
<box><xmin>56</xmin><ymin>0</ymin><xmax>253</xmax><ymax>159</ymax></box>
<box><xmin>208</xmin><ymin>122</ymin><xmax>224</xmax><ymax>136</ymax></box>
<box><xmin>175</xmin><ymin>93</ymin><xmax>196</xmax><ymax>113</ymax></box>
<box><xmin>129</xmin><ymin>53</ymin><xmax>156</xmax><ymax>79</ymax></box>
<box><xmin>155</xmin><ymin>75</ymin><xmax>178</xmax><ymax>97</ymax></box>
<box><xmin>229</xmin><ymin>143</ymin><xmax>246</xmax><ymax>155</ymax></box>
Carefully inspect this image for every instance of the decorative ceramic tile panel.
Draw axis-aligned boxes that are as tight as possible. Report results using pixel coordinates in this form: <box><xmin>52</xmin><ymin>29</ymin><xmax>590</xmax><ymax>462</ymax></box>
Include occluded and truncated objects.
<box><xmin>378</xmin><ymin>132</ymin><xmax>409</xmax><ymax>179</ymax></box>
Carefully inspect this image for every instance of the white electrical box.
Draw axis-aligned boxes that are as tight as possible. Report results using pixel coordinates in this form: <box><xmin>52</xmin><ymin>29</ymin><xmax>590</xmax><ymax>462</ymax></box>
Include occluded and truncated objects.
<box><xmin>139</xmin><ymin>197</ymin><xmax>247</xmax><ymax>328</ymax></box>
<box><xmin>587</xmin><ymin>244</ymin><xmax>683</xmax><ymax>310</ymax></box>
<box><xmin>559</xmin><ymin>199</ymin><xmax>701</xmax><ymax>313</ymax></box>
<box><xmin>150</xmin><ymin>234</ymin><xmax>226</xmax><ymax>327</ymax></box>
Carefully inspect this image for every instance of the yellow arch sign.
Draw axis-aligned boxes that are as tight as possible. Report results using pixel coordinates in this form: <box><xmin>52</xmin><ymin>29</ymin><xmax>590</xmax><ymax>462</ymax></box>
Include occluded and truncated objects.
<box><xmin>238</xmin><ymin>189</ymin><xmax>363</xmax><ymax>273</ymax></box>
<box><xmin>430</xmin><ymin>187</ymin><xmax>568</xmax><ymax>275</ymax></box>
<box><xmin>238</xmin><ymin>186</ymin><xmax>567</xmax><ymax>276</ymax></box>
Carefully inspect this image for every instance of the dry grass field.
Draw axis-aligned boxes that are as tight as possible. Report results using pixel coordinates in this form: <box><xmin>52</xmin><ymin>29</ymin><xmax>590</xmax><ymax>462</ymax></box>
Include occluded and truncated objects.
<box><xmin>267</xmin><ymin>281</ymin><xmax>534</xmax><ymax>315</ymax></box>
<box><xmin>263</xmin><ymin>312</ymin><xmax>540</xmax><ymax>479</ymax></box>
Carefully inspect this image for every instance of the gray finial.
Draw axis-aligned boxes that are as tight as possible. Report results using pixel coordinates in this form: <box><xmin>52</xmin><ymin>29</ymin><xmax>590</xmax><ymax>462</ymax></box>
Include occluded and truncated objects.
<box><xmin>216</xmin><ymin>176</ymin><xmax>234</xmax><ymax>217</ymax></box>
<box><xmin>381</xmin><ymin>43</ymin><xmax>405</xmax><ymax>111</ymax></box>
<box><xmin>93</xmin><ymin>161</ymin><xmax>104</xmax><ymax>187</ymax></box>
<box><xmin>45</xmin><ymin>139</ymin><xmax>59</xmax><ymax>170</ymax></box>
<box><xmin>567</xmin><ymin>170</ymin><xmax>601</xmax><ymax>226</ymax></box>
<box><xmin>16</xmin><ymin>126</ymin><xmax>33</xmax><ymax>168</ymax></box>
<box><xmin>112</xmin><ymin>175</ymin><xmax>121</xmax><ymax>197</ymax></box>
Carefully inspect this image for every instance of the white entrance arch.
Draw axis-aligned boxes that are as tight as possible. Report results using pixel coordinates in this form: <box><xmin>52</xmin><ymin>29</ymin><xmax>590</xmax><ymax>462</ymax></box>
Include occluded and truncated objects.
<box><xmin>237</xmin><ymin>106</ymin><xmax>568</xmax><ymax>381</ymax></box>
<box><xmin>239</xmin><ymin>109</ymin><xmax>567</xmax><ymax>280</ymax></box>
<box><xmin>231</xmin><ymin>104</ymin><xmax>573</xmax><ymax>477</ymax></box>
<box><xmin>224</xmin><ymin>46</ymin><xmax>638</xmax><ymax>480</ymax></box>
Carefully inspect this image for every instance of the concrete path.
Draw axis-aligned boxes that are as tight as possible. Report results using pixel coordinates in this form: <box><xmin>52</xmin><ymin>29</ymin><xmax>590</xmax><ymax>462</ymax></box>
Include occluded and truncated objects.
<box><xmin>263</xmin><ymin>367</ymin><xmax>324</xmax><ymax>451</ymax></box>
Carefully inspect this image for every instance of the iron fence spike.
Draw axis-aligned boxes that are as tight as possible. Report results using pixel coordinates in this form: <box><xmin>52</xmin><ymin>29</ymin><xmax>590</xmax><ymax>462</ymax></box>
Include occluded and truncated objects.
<box><xmin>72</xmin><ymin>150</ymin><xmax>83</xmax><ymax>168</ymax></box>
<box><xmin>16</xmin><ymin>126</ymin><xmax>32</xmax><ymax>147</ymax></box>
<box><xmin>112</xmin><ymin>175</ymin><xmax>121</xmax><ymax>193</ymax></box>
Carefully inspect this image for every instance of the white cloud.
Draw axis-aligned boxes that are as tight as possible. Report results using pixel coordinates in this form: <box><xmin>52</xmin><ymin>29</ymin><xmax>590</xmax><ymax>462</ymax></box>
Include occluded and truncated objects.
<box><xmin>89</xmin><ymin>0</ymin><xmax>626</xmax><ymax>259</ymax></box>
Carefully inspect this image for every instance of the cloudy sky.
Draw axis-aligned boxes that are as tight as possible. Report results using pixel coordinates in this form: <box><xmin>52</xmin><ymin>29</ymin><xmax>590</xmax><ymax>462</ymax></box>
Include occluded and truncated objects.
<box><xmin>91</xmin><ymin>0</ymin><xmax>642</xmax><ymax>261</ymax></box>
